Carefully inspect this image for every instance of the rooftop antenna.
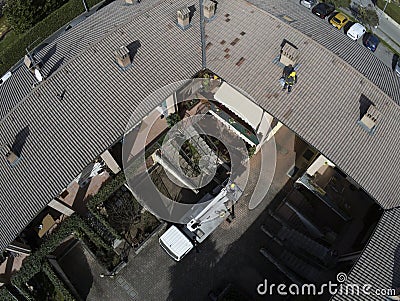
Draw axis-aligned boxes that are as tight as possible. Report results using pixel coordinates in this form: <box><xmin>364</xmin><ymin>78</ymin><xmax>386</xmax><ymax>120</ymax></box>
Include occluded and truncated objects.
<box><xmin>25</xmin><ymin>37</ymin><xmax>42</xmax><ymax>69</ymax></box>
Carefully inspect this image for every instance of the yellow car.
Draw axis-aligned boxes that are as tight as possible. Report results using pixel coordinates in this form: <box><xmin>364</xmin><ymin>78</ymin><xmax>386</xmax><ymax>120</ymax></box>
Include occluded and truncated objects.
<box><xmin>329</xmin><ymin>12</ymin><xmax>349</xmax><ymax>30</ymax></box>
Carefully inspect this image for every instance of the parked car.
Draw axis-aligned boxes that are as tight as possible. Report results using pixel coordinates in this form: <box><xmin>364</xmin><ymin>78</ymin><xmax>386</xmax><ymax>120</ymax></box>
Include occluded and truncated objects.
<box><xmin>300</xmin><ymin>0</ymin><xmax>316</xmax><ymax>9</ymax></box>
<box><xmin>312</xmin><ymin>3</ymin><xmax>335</xmax><ymax>19</ymax></box>
<box><xmin>346</xmin><ymin>23</ymin><xmax>366</xmax><ymax>41</ymax></box>
<box><xmin>329</xmin><ymin>12</ymin><xmax>349</xmax><ymax>30</ymax></box>
<box><xmin>395</xmin><ymin>59</ymin><xmax>400</xmax><ymax>77</ymax></box>
<box><xmin>363</xmin><ymin>33</ymin><xmax>380</xmax><ymax>52</ymax></box>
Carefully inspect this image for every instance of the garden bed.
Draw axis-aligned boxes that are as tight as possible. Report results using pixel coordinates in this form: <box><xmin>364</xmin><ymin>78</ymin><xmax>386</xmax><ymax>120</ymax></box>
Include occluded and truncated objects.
<box><xmin>100</xmin><ymin>185</ymin><xmax>161</xmax><ymax>249</ymax></box>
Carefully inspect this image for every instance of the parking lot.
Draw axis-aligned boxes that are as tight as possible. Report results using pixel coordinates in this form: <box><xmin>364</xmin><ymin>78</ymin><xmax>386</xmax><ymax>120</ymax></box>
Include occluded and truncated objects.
<box><xmin>294</xmin><ymin>0</ymin><xmax>399</xmax><ymax>70</ymax></box>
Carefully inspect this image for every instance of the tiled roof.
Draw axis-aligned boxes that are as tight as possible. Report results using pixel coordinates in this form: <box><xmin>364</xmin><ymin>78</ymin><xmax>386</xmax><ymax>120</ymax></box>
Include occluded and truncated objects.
<box><xmin>1</xmin><ymin>0</ymin><xmax>400</xmax><ymax>255</ymax></box>
<box><xmin>0</xmin><ymin>0</ymin><xmax>165</xmax><ymax>121</ymax></box>
<box><xmin>205</xmin><ymin>0</ymin><xmax>400</xmax><ymax>210</ymax></box>
<box><xmin>247</xmin><ymin>0</ymin><xmax>400</xmax><ymax>104</ymax></box>
<box><xmin>0</xmin><ymin>0</ymin><xmax>202</xmax><ymax>250</ymax></box>
<box><xmin>331</xmin><ymin>208</ymin><xmax>400</xmax><ymax>301</ymax></box>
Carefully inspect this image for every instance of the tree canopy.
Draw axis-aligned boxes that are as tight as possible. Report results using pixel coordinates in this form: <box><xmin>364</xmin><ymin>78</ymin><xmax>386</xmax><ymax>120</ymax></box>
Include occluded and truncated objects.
<box><xmin>4</xmin><ymin>0</ymin><xmax>68</xmax><ymax>33</ymax></box>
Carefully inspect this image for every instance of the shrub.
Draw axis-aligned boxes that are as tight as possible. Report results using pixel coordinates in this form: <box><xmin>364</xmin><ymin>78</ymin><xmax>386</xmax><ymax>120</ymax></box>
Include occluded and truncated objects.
<box><xmin>358</xmin><ymin>6</ymin><xmax>379</xmax><ymax>27</ymax></box>
<box><xmin>11</xmin><ymin>214</ymin><xmax>114</xmax><ymax>299</ymax></box>
<box><xmin>166</xmin><ymin>112</ymin><xmax>181</xmax><ymax>128</ymax></box>
<box><xmin>42</xmin><ymin>261</ymin><xmax>75</xmax><ymax>301</ymax></box>
<box><xmin>86</xmin><ymin>172</ymin><xmax>126</xmax><ymax>239</ymax></box>
<box><xmin>0</xmin><ymin>287</ymin><xmax>16</xmax><ymax>301</ymax></box>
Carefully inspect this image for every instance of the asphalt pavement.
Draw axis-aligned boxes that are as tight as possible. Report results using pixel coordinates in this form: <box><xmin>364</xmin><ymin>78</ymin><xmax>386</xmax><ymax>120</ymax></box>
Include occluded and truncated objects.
<box><xmin>351</xmin><ymin>0</ymin><xmax>400</xmax><ymax>54</ymax></box>
<box><xmin>295</xmin><ymin>0</ymin><xmax>400</xmax><ymax>70</ymax></box>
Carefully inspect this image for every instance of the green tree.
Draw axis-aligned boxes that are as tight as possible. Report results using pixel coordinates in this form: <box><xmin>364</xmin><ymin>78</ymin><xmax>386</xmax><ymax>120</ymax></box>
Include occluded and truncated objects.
<box><xmin>3</xmin><ymin>0</ymin><xmax>37</xmax><ymax>33</ymax></box>
<box><xmin>359</xmin><ymin>5</ymin><xmax>379</xmax><ymax>27</ymax></box>
<box><xmin>4</xmin><ymin>0</ymin><xmax>68</xmax><ymax>33</ymax></box>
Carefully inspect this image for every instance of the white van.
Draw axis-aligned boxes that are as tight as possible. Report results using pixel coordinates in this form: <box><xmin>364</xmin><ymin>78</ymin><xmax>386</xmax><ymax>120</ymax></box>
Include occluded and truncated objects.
<box><xmin>159</xmin><ymin>226</ymin><xmax>193</xmax><ymax>261</ymax></box>
<box><xmin>0</xmin><ymin>71</ymin><xmax>12</xmax><ymax>86</ymax></box>
<box><xmin>347</xmin><ymin>23</ymin><xmax>366</xmax><ymax>41</ymax></box>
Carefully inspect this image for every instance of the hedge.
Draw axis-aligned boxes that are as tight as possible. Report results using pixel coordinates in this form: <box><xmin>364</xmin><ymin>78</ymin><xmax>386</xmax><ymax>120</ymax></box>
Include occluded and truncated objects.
<box><xmin>0</xmin><ymin>0</ymin><xmax>103</xmax><ymax>74</ymax></box>
<box><xmin>42</xmin><ymin>261</ymin><xmax>75</xmax><ymax>301</ymax></box>
<box><xmin>86</xmin><ymin>172</ymin><xmax>126</xmax><ymax>239</ymax></box>
<box><xmin>11</xmin><ymin>214</ymin><xmax>113</xmax><ymax>299</ymax></box>
<box><xmin>0</xmin><ymin>287</ymin><xmax>16</xmax><ymax>301</ymax></box>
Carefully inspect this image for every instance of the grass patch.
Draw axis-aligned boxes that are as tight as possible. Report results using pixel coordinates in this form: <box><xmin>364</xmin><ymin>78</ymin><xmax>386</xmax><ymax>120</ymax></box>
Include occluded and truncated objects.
<box><xmin>379</xmin><ymin>37</ymin><xmax>400</xmax><ymax>56</ymax></box>
<box><xmin>0</xmin><ymin>16</ymin><xmax>9</xmax><ymax>37</ymax></box>
<box><xmin>0</xmin><ymin>0</ymin><xmax>103</xmax><ymax>75</ymax></box>
<box><xmin>377</xmin><ymin>0</ymin><xmax>400</xmax><ymax>24</ymax></box>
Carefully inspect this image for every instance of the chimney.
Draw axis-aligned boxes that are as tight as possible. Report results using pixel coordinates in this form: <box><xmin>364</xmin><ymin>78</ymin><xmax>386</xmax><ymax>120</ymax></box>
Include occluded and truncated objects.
<box><xmin>24</xmin><ymin>55</ymin><xmax>33</xmax><ymax>69</ymax></box>
<box><xmin>125</xmin><ymin>0</ymin><xmax>134</xmax><ymax>4</ymax></box>
<box><xmin>177</xmin><ymin>7</ymin><xmax>191</xmax><ymax>29</ymax></box>
<box><xmin>203</xmin><ymin>0</ymin><xmax>216</xmax><ymax>20</ymax></box>
<box><xmin>358</xmin><ymin>104</ymin><xmax>382</xmax><ymax>134</ymax></box>
<box><xmin>279</xmin><ymin>43</ymin><xmax>299</xmax><ymax>67</ymax></box>
<box><xmin>114</xmin><ymin>46</ymin><xmax>131</xmax><ymax>69</ymax></box>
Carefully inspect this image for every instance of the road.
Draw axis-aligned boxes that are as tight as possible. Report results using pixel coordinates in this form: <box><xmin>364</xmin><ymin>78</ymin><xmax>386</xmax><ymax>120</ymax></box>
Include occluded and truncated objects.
<box><xmin>294</xmin><ymin>0</ymin><xmax>400</xmax><ymax>70</ymax></box>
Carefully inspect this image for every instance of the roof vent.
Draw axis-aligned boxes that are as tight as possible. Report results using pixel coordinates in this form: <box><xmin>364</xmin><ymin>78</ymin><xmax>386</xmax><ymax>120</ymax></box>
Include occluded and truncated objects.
<box><xmin>203</xmin><ymin>0</ymin><xmax>216</xmax><ymax>20</ymax></box>
<box><xmin>114</xmin><ymin>46</ymin><xmax>131</xmax><ymax>70</ymax></box>
<box><xmin>3</xmin><ymin>145</ymin><xmax>21</xmax><ymax>167</ymax></box>
<box><xmin>279</xmin><ymin>41</ymin><xmax>299</xmax><ymax>67</ymax></box>
<box><xmin>177</xmin><ymin>7</ymin><xmax>191</xmax><ymax>30</ymax></box>
<box><xmin>358</xmin><ymin>104</ymin><xmax>382</xmax><ymax>134</ymax></box>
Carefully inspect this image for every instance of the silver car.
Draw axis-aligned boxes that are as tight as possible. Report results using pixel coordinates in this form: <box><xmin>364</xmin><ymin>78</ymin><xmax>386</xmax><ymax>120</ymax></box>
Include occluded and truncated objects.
<box><xmin>300</xmin><ymin>0</ymin><xmax>317</xmax><ymax>9</ymax></box>
<box><xmin>395</xmin><ymin>59</ymin><xmax>400</xmax><ymax>77</ymax></box>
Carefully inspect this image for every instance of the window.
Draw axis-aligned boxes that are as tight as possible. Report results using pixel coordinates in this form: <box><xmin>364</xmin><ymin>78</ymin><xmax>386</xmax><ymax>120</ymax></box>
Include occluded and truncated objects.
<box><xmin>303</xmin><ymin>149</ymin><xmax>315</xmax><ymax>161</ymax></box>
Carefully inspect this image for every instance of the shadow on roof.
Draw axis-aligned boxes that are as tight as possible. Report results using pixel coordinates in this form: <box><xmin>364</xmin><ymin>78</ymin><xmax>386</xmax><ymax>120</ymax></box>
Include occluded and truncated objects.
<box><xmin>126</xmin><ymin>40</ymin><xmax>142</xmax><ymax>62</ymax></box>
<box><xmin>359</xmin><ymin>94</ymin><xmax>374</xmax><ymax>120</ymax></box>
<box><xmin>41</xmin><ymin>44</ymin><xmax>57</xmax><ymax>66</ymax></box>
<box><xmin>11</xmin><ymin>125</ymin><xmax>30</xmax><ymax>157</ymax></box>
<box><xmin>47</xmin><ymin>57</ymin><xmax>65</xmax><ymax>78</ymax></box>
<box><xmin>188</xmin><ymin>4</ymin><xmax>196</xmax><ymax>23</ymax></box>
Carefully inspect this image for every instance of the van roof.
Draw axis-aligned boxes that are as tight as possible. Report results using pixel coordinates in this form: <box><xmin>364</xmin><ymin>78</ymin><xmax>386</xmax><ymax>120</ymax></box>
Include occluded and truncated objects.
<box><xmin>349</xmin><ymin>23</ymin><xmax>366</xmax><ymax>33</ymax></box>
<box><xmin>159</xmin><ymin>226</ymin><xmax>193</xmax><ymax>259</ymax></box>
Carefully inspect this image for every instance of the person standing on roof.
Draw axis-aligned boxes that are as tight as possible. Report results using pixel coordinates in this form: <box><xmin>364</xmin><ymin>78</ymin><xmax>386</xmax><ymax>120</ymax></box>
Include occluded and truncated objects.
<box><xmin>282</xmin><ymin>70</ymin><xmax>297</xmax><ymax>93</ymax></box>
<box><xmin>282</xmin><ymin>64</ymin><xmax>293</xmax><ymax>78</ymax></box>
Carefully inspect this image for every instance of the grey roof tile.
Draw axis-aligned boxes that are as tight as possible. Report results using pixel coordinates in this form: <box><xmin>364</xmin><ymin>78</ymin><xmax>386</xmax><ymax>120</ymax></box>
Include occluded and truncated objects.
<box><xmin>0</xmin><ymin>0</ymin><xmax>201</xmax><ymax>250</ymax></box>
<box><xmin>331</xmin><ymin>208</ymin><xmax>400</xmax><ymax>301</ymax></box>
<box><xmin>206</xmin><ymin>0</ymin><xmax>400</xmax><ymax>210</ymax></box>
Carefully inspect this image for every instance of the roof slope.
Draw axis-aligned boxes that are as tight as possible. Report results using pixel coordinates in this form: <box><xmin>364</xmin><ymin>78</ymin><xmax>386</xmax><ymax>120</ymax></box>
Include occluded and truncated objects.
<box><xmin>331</xmin><ymin>208</ymin><xmax>400</xmax><ymax>300</ymax></box>
<box><xmin>1</xmin><ymin>0</ymin><xmax>400</xmax><ymax>252</ymax></box>
<box><xmin>0</xmin><ymin>0</ymin><xmax>202</xmax><ymax>250</ymax></box>
<box><xmin>0</xmin><ymin>0</ymin><xmax>164</xmax><ymax>121</ymax></box>
<box><xmin>205</xmin><ymin>0</ymin><xmax>400</xmax><ymax>210</ymax></box>
<box><xmin>247</xmin><ymin>0</ymin><xmax>400</xmax><ymax>104</ymax></box>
